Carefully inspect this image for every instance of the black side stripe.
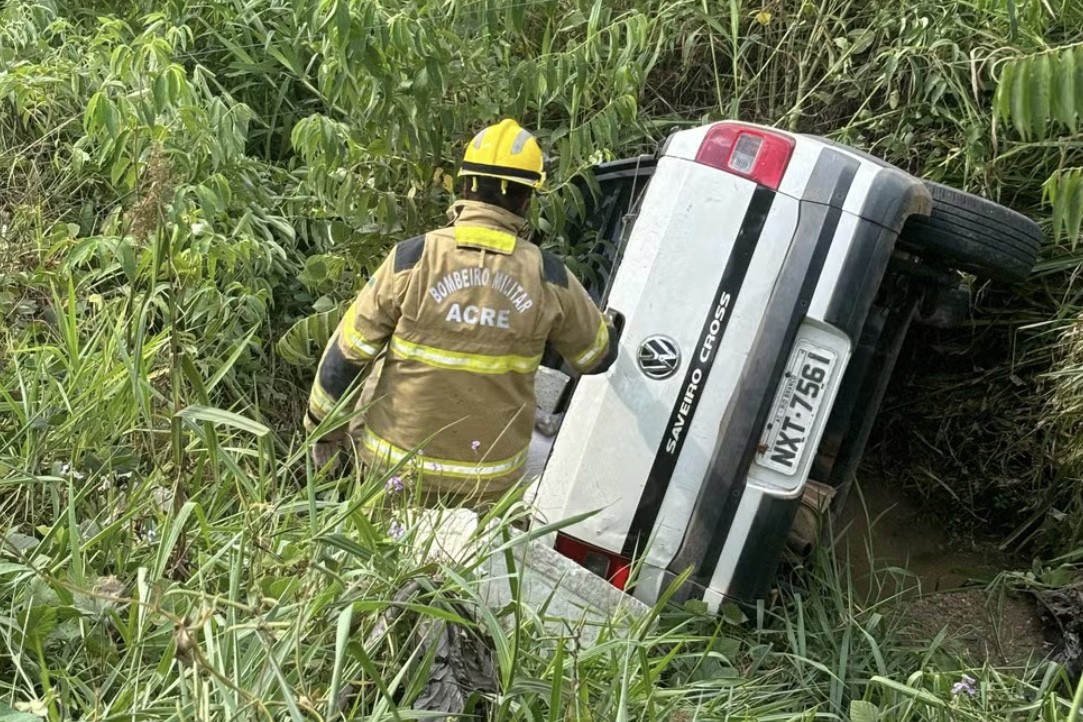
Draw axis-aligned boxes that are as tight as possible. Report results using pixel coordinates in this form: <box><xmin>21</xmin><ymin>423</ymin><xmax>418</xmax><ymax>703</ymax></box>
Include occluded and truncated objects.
<box><xmin>621</xmin><ymin>186</ymin><xmax>776</xmax><ymax>558</ymax></box>
<box><xmin>821</xmin><ymin>217</ymin><xmax>888</xmax><ymax>341</ymax></box>
<box><xmin>669</xmin><ymin>150</ymin><xmax>860</xmax><ymax>589</ymax></box>
<box><xmin>460</xmin><ymin>160</ymin><xmax>541</xmax><ymax>183</ymax></box>
<box><xmin>823</xmin><ymin>168</ymin><xmax>930</xmax><ymax>339</ymax></box>
<box><xmin>394</xmin><ymin>235</ymin><xmax>426</xmax><ymax>272</ymax></box>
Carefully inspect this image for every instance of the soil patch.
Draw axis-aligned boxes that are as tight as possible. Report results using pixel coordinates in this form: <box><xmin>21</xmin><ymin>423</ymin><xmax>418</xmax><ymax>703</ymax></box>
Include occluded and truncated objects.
<box><xmin>905</xmin><ymin>590</ymin><xmax>1050</xmax><ymax>665</ymax></box>
<box><xmin>835</xmin><ymin>476</ymin><xmax>1051</xmax><ymax>665</ymax></box>
<box><xmin>837</xmin><ymin>478</ymin><xmax>1014</xmax><ymax>596</ymax></box>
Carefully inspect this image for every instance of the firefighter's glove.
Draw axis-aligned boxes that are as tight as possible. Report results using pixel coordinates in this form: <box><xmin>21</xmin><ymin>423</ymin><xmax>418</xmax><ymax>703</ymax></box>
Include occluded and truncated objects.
<box><xmin>311</xmin><ymin>438</ymin><xmax>343</xmax><ymax>476</ymax></box>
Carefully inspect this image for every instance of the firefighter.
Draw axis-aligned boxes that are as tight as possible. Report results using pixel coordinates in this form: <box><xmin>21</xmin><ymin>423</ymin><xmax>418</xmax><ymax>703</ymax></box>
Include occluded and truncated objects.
<box><xmin>305</xmin><ymin>119</ymin><xmax>618</xmax><ymax>507</ymax></box>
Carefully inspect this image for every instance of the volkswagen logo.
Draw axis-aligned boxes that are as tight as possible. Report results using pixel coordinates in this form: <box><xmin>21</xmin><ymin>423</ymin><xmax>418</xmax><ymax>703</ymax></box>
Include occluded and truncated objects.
<box><xmin>637</xmin><ymin>335</ymin><xmax>681</xmax><ymax>380</ymax></box>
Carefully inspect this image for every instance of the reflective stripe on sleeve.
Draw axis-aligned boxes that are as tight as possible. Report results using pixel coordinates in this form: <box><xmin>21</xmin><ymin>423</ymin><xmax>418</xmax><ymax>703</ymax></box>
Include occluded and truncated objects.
<box><xmin>342</xmin><ymin>324</ymin><xmax>381</xmax><ymax>359</ymax></box>
<box><xmin>309</xmin><ymin>381</ymin><xmax>337</xmax><ymax>416</ymax></box>
<box><xmin>454</xmin><ymin>225</ymin><xmax>517</xmax><ymax>254</ymax></box>
<box><xmin>362</xmin><ymin>429</ymin><xmax>528</xmax><ymax>480</ymax></box>
<box><xmin>573</xmin><ymin>319</ymin><xmax>610</xmax><ymax>370</ymax></box>
<box><xmin>390</xmin><ymin>337</ymin><xmax>541</xmax><ymax>375</ymax></box>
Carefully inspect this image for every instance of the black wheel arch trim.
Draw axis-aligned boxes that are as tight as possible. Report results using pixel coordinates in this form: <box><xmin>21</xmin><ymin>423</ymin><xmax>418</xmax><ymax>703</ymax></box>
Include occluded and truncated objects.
<box><xmin>822</xmin><ymin>164</ymin><xmax>930</xmax><ymax>342</ymax></box>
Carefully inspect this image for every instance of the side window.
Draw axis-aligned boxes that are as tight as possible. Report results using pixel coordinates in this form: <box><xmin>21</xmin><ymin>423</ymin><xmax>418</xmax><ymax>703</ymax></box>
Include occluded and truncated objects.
<box><xmin>562</xmin><ymin>157</ymin><xmax>656</xmax><ymax>304</ymax></box>
<box><xmin>540</xmin><ymin>158</ymin><xmax>655</xmax><ymax>373</ymax></box>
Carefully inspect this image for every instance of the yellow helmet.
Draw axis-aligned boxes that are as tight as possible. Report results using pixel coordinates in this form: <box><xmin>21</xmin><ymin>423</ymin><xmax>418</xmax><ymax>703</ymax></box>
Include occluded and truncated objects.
<box><xmin>458</xmin><ymin>119</ymin><xmax>546</xmax><ymax>191</ymax></box>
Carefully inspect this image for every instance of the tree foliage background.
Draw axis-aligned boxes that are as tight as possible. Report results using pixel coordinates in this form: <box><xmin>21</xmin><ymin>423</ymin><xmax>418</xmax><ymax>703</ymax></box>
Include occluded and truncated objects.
<box><xmin>4</xmin><ymin>0</ymin><xmax>1083</xmax><ymax>718</ymax></box>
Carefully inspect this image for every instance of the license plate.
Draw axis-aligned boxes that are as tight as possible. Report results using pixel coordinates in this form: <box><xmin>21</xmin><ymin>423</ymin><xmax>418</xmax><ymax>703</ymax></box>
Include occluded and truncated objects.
<box><xmin>756</xmin><ymin>340</ymin><xmax>837</xmax><ymax>475</ymax></box>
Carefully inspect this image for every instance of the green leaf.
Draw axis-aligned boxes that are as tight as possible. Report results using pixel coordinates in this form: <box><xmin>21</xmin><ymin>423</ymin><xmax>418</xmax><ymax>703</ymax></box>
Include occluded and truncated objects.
<box><xmin>84</xmin><ymin>92</ymin><xmax>102</xmax><ymax>134</ymax></box>
<box><xmin>18</xmin><ymin>605</ymin><xmax>58</xmax><ymax>648</ymax></box>
<box><xmin>195</xmin><ymin>184</ymin><xmax>222</xmax><ymax>218</ymax></box>
<box><xmin>117</xmin><ymin>239</ymin><xmax>137</xmax><ymax>283</ymax></box>
<box><xmin>327</xmin><ymin>604</ymin><xmax>354</xmax><ymax>719</ymax></box>
<box><xmin>0</xmin><ymin>702</ymin><xmax>45</xmax><ymax>722</ymax></box>
<box><xmin>683</xmin><ymin>599</ymin><xmax>709</xmax><ymax>616</ymax></box>
<box><xmin>101</xmin><ymin>97</ymin><xmax>119</xmax><ymax>138</ymax></box>
<box><xmin>1033</xmin><ymin>53</ymin><xmax>1052</xmax><ymax>140</ymax></box>
<box><xmin>1071</xmin><ymin>170</ymin><xmax>1083</xmax><ymax>250</ymax></box>
<box><xmin>546</xmin><ymin>637</ymin><xmax>566</xmax><ymax>722</ymax></box>
<box><xmin>3</xmin><ymin>532</ymin><xmax>39</xmax><ymax>554</ymax></box>
<box><xmin>1047</xmin><ymin>168</ymin><xmax>1083</xmax><ymax>248</ymax></box>
<box><xmin>299</xmin><ymin>254</ymin><xmax>347</xmax><ymax>292</ymax></box>
<box><xmin>307</xmin><ymin>259</ymin><xmax>326</xmax><ymax>280</ymax></box>
<box><xmin>206</xmin><ymin>328</ymin><xmax>257</xmax><ymax>394</ymax></box>
<box><xmin>153</xmin><ymin>72</ymin><xmax>169</xmax><ymax>112</ymax></box>
<box><xmin>276</xmin><ymin>306</ymin><xmax>347</xmax><ymax>366</ymax></box>
<box><xmin>1055</xmin><ymin>47</ymin><xmax>1077</xmax><ymax>131</ymax></box>
<box><xmin>320</xmin><ymin>533</ymin><xmax>372</xmax><ymax>561</ymax></box>
<box><xmin>870</xmin><ymin>676</ymin><xmax>945</xmax><ymax>707</ymax></box>
<box><xmin>720</xmin><ymin>601</ymin><xmax>746</xmax><ymax>624</ymax></box>
<box><xmin>167</xmin><ymin>65</ymin><xmax>185</xmax><ymax>103</ymax></box>
<box><xmin>176</xmin><ymin>405</ymin><xmax>271</xmax><ymax>437</ymax></box>
<box><xmin>152</xmin><ymin>500</ymin><xmax>196</xmax><ymax>581</ymax></box>
<box><xmin>67</xmin><ymin>476</ymin><xmax>84</xmax><ymax>585</ymax></box>
<box><xmin>0</xmin><ymin>563</ymin><xmax>31</xmax><ymax>577</ymax></box>
<box><xmin>1010</xmin><ymin>57</ymin><xmax>1031</xmax><ymax>139</ymax></box>
<box><xmin>269</xmin><ymin>654</ymin><xmax>307</xmax><ymax>722</ymax></box>
<box><xmin>850</xmin><ymin>700</ymin><xmax>880</xmax><ymax>722</ymax></box>
<box><xmin>994</xmin><ymin>60</ymin><xmax>1014</xmax><ymax>126</ymax></box>
<box><xmin>1076</xmin><ymin>45</ymin><xmax>1083</xmax><ymax>128</ymax></box>
<box><xmin>997</xmin><ymin>46</ymin><xmax>1083</xmax><ymax>138</ymax></box>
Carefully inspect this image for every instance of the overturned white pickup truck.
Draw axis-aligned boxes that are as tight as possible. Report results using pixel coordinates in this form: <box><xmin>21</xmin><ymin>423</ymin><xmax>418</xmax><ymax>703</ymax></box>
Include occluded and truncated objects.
<box><xmin>519</xmin><ymin>120</ymin><xmax>1041</xmax><ymax>613</ymax></box>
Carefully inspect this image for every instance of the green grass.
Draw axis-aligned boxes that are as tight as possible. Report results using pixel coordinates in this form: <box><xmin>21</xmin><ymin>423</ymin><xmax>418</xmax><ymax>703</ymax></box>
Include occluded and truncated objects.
<box><xmin>0</xmin><ymin>289</ymin><xmax>1074</xmax><ymax>718</ymax></box>
<box><xmin>0</xmin><ymin>418</ymin><xmax>1074</xmax><ymax>719</ymax></box>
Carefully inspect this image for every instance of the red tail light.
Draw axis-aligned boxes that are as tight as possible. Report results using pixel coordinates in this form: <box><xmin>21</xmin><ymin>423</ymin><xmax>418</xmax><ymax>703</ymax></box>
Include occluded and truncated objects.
<box><xmin>695</xmin><ymin>123</ymin><xmax>795</xmax><ymax>190</ymax></box>
<box><xmin>554</xmin><ymin>533</ymin><xmax>632</xmax><ymax>590</ymax></box>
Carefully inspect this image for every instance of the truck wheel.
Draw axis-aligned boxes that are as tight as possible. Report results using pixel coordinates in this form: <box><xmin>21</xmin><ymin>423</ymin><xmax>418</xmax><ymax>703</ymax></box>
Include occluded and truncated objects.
<box><xmin>898</xmin><ymin>181</ymin><xmax>1042</xmax><ymax>283</ymax></box>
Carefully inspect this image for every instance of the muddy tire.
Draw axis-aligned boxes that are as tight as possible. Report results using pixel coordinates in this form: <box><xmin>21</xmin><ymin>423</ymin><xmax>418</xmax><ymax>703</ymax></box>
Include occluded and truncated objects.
<box><xmin>898</xmin><ymin>181</ymin><xmax>1042</xmax><ymax>283</ymax></box>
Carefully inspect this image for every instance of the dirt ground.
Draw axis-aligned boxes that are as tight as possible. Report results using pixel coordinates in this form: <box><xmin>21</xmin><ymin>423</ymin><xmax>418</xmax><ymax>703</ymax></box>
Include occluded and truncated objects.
<box><xmin>835</xmin><ymin>477</ymin><xmax>1052</xmax><ymax>665</ymax></box>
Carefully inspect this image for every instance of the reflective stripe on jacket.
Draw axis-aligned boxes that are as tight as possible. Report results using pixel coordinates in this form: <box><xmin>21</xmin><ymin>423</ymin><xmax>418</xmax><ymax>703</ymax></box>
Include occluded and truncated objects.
<box><xmin>306</xmin><ymin>200</ymin><xmax>616</xmax><ymax>502</ymax></box>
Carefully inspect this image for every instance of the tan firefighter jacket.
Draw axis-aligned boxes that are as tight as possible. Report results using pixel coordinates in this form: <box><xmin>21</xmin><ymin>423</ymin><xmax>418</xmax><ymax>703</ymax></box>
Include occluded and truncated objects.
<box><xmin>306</xmin><ymin>200</ymin><xmax>617</xmax><ymax>504</ymax></box>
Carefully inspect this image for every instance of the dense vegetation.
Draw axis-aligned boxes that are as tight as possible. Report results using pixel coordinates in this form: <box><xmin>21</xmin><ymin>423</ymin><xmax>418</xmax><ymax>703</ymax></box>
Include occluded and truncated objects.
<box><xmin>4</xmin><ymin>0</ymin><xmax>1083</xmax><ymax>718</ymax></box>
